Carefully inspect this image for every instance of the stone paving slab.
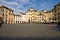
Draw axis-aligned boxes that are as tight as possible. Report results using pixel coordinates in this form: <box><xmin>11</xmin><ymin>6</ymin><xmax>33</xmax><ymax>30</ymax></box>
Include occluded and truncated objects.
<box><xmin>0</xmin><ymin>23</ymin><xmax>60</xmax><ymax>38</ymax></box>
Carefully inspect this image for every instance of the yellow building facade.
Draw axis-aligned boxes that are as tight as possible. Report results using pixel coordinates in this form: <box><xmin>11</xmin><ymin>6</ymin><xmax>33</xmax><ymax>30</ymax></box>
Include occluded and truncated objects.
<box><xmin>0</xmin><ymin>3</ymin><xmax>60</xmax><ymax>24</ymax></box>
<box><xmin>40</xmin><ymin>10</ymin><xmax>54</xmax><ymax>23</ymax></box>
<box><xmin>52</xmin><ymin>3</ymin><xmax>60</xmax><ymax>23</ymax></box>
<box><xmin>0</xmin><ymin>5</ymin><xmax>14</xmax><ymax>24</ymax></box>
<box><xmin>26</xmin><ymin>8</ymin><xmax>40</xmax><ymax>23</ymax></box>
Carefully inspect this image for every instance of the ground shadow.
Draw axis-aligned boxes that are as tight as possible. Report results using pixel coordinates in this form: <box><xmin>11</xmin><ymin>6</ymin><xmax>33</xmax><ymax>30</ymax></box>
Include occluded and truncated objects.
<box><xmin>0</xmin><ymin>37</ymin><xmax>60</xmax><ymax>40</ymax></box>
<box><xmin>56</xmin><ymin>24</ymin><xmax>60</xmax><ymax>31</ymax></box>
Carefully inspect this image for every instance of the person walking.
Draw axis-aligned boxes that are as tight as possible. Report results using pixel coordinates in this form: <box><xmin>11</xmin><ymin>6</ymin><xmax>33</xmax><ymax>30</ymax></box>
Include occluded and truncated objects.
<box><xmin>0</xmin><ymin>20</ymin><xmax>3</xmax><ymax>27</ymax></box>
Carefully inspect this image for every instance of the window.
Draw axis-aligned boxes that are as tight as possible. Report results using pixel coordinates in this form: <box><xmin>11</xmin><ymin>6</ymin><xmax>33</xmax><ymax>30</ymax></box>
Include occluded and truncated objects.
<box><xmin>55</xmin><ymin>17</ymin><xmax>57</xmax><ymax>20</ymax></box>
<box><xmin>6</xmin><ymin>11</ymin><xmax>8</xmax><ymax>13</ymax></box>
<box><xmin>44</xmin><ymin>19</ymin><xmax>46</xmax><ymax>21</ymax></box>
<box><xmin>49</xmin><ymin>18</ymin><xmax>51</xmax><ymax>20</ymax></box>
<box><xmin>40</xmin><ymin>14</ymin><xmax>42</xmax><ymax>15</ymax></box>
<box><xmin>29</xmin><ymin>14</ymin><xmax>30</xmax><ymax>15</ymax></box>
<box><xmin>5</xmin><ymin>20</ymin><xmax>7</xmax><ymax>23</ymax></box>
<box><xmin>42</xmin><ymin>15</ymin><xmax>44</xmax><ymax>16</ymax></box>
<box><xmin>58</xmin><ymin>16</ymin><xmax>60</xmax><ymax>19</ymax></box>
<box><xmin>3</xmin><ymin>13</ymin><xmax>4</xmax><ymax>16</ymax></box>
<box><xmin>9</xmin><ymin>20</ymin><xmax>10</xmax><ymax>22</ymax></box>
<box><xmin>33</xmin><ymin>16</ymin><xmax>34</xmax><ymax>17</ymax></box>
<box><xmin>16</xmin><ymin>21</ymin><xmax>17</xmax><ymax>23</ymax></box>
<box><xmin>9</xmin><ymin>10</ymin><xmax>11</xmax><ymax>12</ymax></box>
<box><xmin>55</xmin><ymin>10</ymin><xmax>56</xmax><ymax>12</ymax></box>
<box><xmin>45</xmin><ymin>15</ymin><xmax>46</xmax><ymax>17</ymax></box>
<box><xmin>31</xmin><ymin>11</ymin><xmax>32</xmax><ymax>12</ymax></box>
<box><xmin>32</xmin><ymin>13</ymin><xmax>34</xmax><ymax>14</ymax></box>
<box><xmin>55</xmin><ymin>14</ymin><xmax>56</xmax><ymax>16</ymax></box>
<box><xmin>58</xmin><ymin>8</ymin><xmax>59</xmax><ymax>11</ymax></box>
<box><xmin>57</xmin><ymin>13</ymin><xmax>60</xmax><ymax>15</ymax></box>
<box><xmin>6</xmin><ymin>14</ymin><xmax>7</xmax><ymax>16</ymax></box>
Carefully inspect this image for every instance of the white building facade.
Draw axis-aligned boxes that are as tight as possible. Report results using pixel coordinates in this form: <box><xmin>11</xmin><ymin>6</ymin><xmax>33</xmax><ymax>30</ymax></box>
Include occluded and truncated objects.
<box><xmin>14</xmin><ymin>15</ymin><xmax>21</xmax><ymax>23</ymax></box>
<box><xmin>19</xmin><ymin>13</ymin><xmax>28</xmax><ymax>23</ymax></box>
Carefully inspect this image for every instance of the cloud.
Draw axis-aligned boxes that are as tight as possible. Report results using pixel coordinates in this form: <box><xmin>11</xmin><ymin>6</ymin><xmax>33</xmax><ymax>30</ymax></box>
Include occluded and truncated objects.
<box><xmin>32</xmin><ymin>0</ymin><xmax>35</xmax><ymax>2</ymax></box>
<box><xmin>13</xmin><ymin>9</ymin><xmax>23</xmax><ymax>14</ymax></box>
<box><xmin>0</xmin><ymin>0</ymin><xmax>24</xmax><ymax>13</ymax></box>
<box><xmin>0</xmin><ymin>0</ymin><xmax>37</xmax><ymax>14</ymax></box>
<box><xmin>40</xmin><ymin>3</ymin><xmax>46</xmax><ymax>7</ymax></box>
<box><xmin>19</xmin><ymin>0</ymin><xmax>30</xmax><ymax>3</ymax></box>
<box><xmin>0</xmin><ymin>0</ymin><xmax>19</xmax><ymax>6</ymax></box>
<box><xmin>15</xmin><ymin>0</ymin><xmax>31</xmax><ymax>4</ymax></box>
<box><xmin>17</xmin><ymin>6</ymin><xmax>23</xmax><ymax>9</ymax></box>
<box><xmin>40</xmin><ymin>3</ymin><xmax>51</xmax><ymax>10</ymax></box>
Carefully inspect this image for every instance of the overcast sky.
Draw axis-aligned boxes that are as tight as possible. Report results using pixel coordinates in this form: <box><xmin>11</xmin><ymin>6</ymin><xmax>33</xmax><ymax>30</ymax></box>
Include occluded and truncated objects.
<box><xmin>0</xmin><ymin>0</ymin><xmax>60</xmax><ymax>14</ymax></box>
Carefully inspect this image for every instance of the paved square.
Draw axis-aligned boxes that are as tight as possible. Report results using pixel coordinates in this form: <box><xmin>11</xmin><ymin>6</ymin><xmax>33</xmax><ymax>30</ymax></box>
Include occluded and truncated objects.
<box><xmin>0</xmin><ymin>23</ymin><xmax>60</xmax><ymax>38</ymax></box>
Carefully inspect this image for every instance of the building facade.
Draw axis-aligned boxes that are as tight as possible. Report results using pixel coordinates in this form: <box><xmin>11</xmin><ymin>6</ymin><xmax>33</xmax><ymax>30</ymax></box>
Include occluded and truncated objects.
<box><xmin>0</xmin><ymin>4</ymin><xmax>14</xmax><ymax>24</ymax></box>
<box><xmin>0</xmin><ymin>5</ymin><xmax>4</xmax><ymax>20</ymax></box>
<box><xmin>52</xmin><ymin>3</ymin><xmax>60</xmax><ymax>23</ymax></box>
<box><xmin>0</xmin><ymin>3</ymin><xmax>60</xmax><ymax>24</ymax></box>
<box><xmin>40</xmin><ymin>10</ymin><xmax>54</xmax><ymax>23</ymax></box>
<box><xmin>26</xmin><ymin>8</ymin><xmax>40</xmax><ymax>23</ymax></box>
<box><xmin>19</xmin><ymin>12</ymin><xmax>28</xmax><ymax>23</ymax></box>
<box><xmin>14</xmin><ymin>14</ymin><xmax>21</xmax><ymax>23</ymax></box>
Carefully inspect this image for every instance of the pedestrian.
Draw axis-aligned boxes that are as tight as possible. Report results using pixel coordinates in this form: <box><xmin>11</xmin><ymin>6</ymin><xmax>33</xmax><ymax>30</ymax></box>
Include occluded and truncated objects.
<box><xmin>0</xmin><ymin>20</ymin><xmax>3</xmax><ymax>27</ymax></box>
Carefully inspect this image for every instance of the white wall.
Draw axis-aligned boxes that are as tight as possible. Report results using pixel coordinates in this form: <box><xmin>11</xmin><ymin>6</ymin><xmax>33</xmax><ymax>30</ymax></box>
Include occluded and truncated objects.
<box><xmin>20</xmin><ymin>15</ymin><xmax>28</xmax><ymax>23</ymax></box>
<box><xmin>14</xmin><ymin>16</ymin><xmax>21</xmax><ymax>23</ymax></box>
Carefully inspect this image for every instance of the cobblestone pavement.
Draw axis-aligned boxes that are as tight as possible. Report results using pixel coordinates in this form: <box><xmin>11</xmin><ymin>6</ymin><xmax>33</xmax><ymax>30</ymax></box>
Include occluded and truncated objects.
<box><xmin>0</xmin><ymin>23</ymin><xmax>60</xmax><ymax>38</ymax></box>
